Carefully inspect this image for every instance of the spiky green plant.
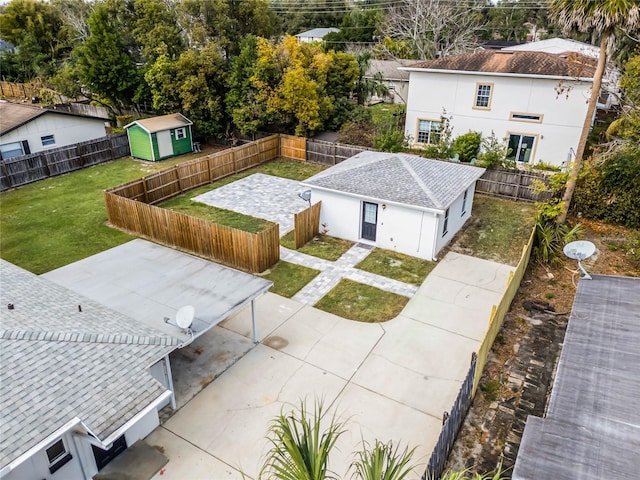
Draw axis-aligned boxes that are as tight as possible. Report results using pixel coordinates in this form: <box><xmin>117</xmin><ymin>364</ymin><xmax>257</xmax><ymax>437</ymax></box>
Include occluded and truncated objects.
<box><xmin>433</xmin><ymin>462</ymin><xmax>507</xmax><ymax>480</ymax></box>
<box><xmin>259</xmin><ymin>400</ymin><xmax>347</xmax><ymax>480</ymax></box>
<box><xmin>351</xmin><ymin>439</ymin><xmax>417</xmax><ymax>480</ymax></box>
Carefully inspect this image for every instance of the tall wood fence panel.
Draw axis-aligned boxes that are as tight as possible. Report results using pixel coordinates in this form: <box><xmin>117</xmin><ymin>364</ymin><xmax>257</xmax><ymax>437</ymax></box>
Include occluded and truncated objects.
<box><xmin>280</xmin><ymin>134</ymin><xmax>306</xmax><ymax>160</ymax></box>
<box><xmin>424</xmin><ymin>354</ymin><xmax>477</xmax><ymax>480</ymax></box>
<box><xmin>294</xmin><ymin>202</ymin><xmax>322</xmax><ymax>249</ymax></box>
<box><xmin>306</xmin><ymin>139</ymin><xmax>375</xmax><ymax>165</ymax></box>
<box><xmin>0</xmin><ymin>81</ymin><xmax>36</xmax><ymax>98</ymax></box>
<box><xmin>476</xmin><ymin>168</ymin><xmax>553</xmax><ymax>202</ymax></box>
<box><xmin>104</xmin><ymin>191</ymin><xmax>279</xmax><ymax>273</ymax></box>
<box><xmin>107</xmin><ymin>135</ymin><xmax>279</xmax><ymax>205</ymax></box>
<box><xmin>473</xmin><ymin>227</ymin><xmax>535</xmax><ymax>394</ymax></box>
<box><xmin>0</xmin><ymin>134</ymin><xmax>130</xmax><ymax>191</ymax></box>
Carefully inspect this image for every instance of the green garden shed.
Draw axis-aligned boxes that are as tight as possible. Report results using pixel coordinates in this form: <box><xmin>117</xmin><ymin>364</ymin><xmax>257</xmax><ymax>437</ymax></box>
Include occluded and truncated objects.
<box><xmin>125</xmin><ymin>113</ymin><xmax>193</xmax><ymax>161</ymax></box>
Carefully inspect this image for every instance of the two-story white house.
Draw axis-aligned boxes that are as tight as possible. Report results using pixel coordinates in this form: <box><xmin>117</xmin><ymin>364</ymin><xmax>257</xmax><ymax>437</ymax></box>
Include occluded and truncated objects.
<box><xmin>401</xmin><ymin>50</ymin><xmax>596</xmax><ymax>168</ymax></box>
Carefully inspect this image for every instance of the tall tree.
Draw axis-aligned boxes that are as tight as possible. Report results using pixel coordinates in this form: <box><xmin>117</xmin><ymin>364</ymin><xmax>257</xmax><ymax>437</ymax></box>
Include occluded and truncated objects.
<box><xmin>132</xmin><ymin>0</ymin><xmax>184</xmax><ymax>60</ymax></box>
<box><xmin>379</xmin><ymin>0</ymin><xmax>486</xmax><ymax>60</ymax></box>
<box><xmin>75</xmin><ymin>3</ymin><xmax>141</xmax><ymax>112</ymax></box>
<box><xmin>550</xmin><ymin>0</ymin><xmax>640</xmax><ymax>223</ymax></box>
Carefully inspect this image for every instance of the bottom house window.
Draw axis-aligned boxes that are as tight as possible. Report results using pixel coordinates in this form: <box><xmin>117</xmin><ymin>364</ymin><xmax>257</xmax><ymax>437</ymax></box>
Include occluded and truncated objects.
<box><xmin>46</xmin><ymin>439</ymin><xmax>72</xmax><ymax>473</ymax></box>
<box><xmin>417</xmin><ymin>119</ymin><xmax>441</xmax><ymax>144</ymax></box>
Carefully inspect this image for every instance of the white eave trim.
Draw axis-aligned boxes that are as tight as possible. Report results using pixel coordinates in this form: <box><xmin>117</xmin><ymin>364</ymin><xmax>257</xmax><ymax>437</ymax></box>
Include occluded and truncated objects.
<box><xmin>399</xmin><ymin>67</ymin><xmax>594</xmax><ymax>83</ymax></box>
<box><xmin>301</xmin><ymin>183</ymin><xmax>446</xmax><ymax>215</ymax></box>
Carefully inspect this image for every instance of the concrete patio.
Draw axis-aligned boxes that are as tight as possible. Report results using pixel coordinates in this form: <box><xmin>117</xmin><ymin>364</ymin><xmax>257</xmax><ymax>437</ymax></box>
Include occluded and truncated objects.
<box><xmin>148</xmin><ymin>252</ymin><xmax>514</xmax><ymax>479</ymax></box>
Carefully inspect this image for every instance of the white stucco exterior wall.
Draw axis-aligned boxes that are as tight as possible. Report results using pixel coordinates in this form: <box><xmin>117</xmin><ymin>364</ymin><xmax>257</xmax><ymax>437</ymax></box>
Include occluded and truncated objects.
<box><xmin>0</xmin><ymin>113</ymin><xmax>107</xmax><ymax>155</ymax></box>
<box><xmin>404</xmin><ymin>71</ymin><xmax>592</xmax><ymax>167</ymax></box>
<box><xmin>310</xmin><ymin>189</ymin><xmax>442</xmax><ymax>260</ymax></box>
<box><xmin>434</xmin><ymin>186</ymin><xmax>476</xmax><ymax>257</ymax></box>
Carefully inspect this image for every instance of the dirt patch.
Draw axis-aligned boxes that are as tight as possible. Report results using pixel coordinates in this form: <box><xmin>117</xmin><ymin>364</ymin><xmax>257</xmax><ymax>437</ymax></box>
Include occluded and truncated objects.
<box><xmin>264</xmin><ymin>335</ymin><xmax>289</xmax><ymax>350</ymax></box>
<box><xmin>445</xmin><ymin>218</ymin><xmax>639</xmax><ymax>476</ymax></box>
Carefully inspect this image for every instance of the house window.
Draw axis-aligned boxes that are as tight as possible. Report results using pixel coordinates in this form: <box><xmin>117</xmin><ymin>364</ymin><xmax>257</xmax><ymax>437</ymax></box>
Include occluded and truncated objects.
<box><xmin>41</xmin><ymin>135</ymin><xmax>55</xmax><ymax>146</ymax></box>
<box><xmin>174</xmin><ymin>128</ymin><xmax>186</xmax><ymax>140</ymax></box>
<box><xmin>510</xmin><ymin>112</ymin><xmax>543</xmax><ymax>123</ymax></box>
<box><xmin>474</xmin><ymin>83</ymin><xmax>493</xmax><ymax>109</ymax></box>
<box><xmin>0</xmin><ymin>141</ymin><xmax>27</xmax><ymax>159</ymax></box>
<box><xmin>388</xmin><ymin>82</ymin><xmax>396</xmax><ymax>91</ymax></box>
<box><xmin>443</xmin><ymin>208</ymin><xmax>449</xmax><ymax>237</ymax></box>
<box><xmin>46</xmin><ymin>439</ymin><xmax>72</xmax><ymax>473</ymax></box>
<box><xmin>416</xmin><ymin>119</ymin><xmax>441</xmax><ymax>144</ymax></box>
<box><xmin>506</xmin><ymin>133</ymin><xmax>537</xmax><ymax>163</ymax></box>
<box><xmin>461</xmin><ymin>190</ymin><xmax>468</xmax><ymax>216</ymax></box>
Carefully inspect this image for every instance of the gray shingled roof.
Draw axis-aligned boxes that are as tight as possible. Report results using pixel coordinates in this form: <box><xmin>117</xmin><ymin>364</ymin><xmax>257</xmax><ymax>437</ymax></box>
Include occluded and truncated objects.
<box><xmin>125</xmin><ymin>113</ymin><xmax>192</xmax><ymax>134</ymax></box>
<box><xmin>513</xmin><ymin>275</ymin><xmax>640</xmax><ymax>480</ymax></box>
<box><xmin>302</xmin><ymin>151</ymin><xmax>485</xmax><ymax>211</ymax></box>
<box><xmin>0</xmin><ymin>260</ymin><xmax>179</xmax><ymax>470</ymax></box>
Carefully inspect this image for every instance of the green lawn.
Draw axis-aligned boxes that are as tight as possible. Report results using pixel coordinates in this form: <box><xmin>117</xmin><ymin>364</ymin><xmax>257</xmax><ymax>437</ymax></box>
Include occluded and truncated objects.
<box><xmin>368</xmin><ymin>103</ymin><xmax>405</xmax><ymax>128</ymax></box>
<box><xmin>280</xmin><ymin>232</ymin><xmax>354</xmax><ymax>261</ymax></box>
<box><xmin>445</xmin><ymin>194</ymin><xmax>536</xmax><ymax>266</ymax></box>
<box><xmin>315</xmin><ymin>279</ymin><xmax>409</xmax><ymax>322</ymax></box>
<box><xmin>260</xmin><ymin>261</ymin><xmax>320</xmax><ymax>298</ymax></box>
<box><xmin>0</xmin><ymin>158</ymin><xmax>176</xmax><ymax>274</ymax></box>
<box><xmin>356</xmin><ymin>249</ymin><xmax>436</xmax><ymax>286</ymax></box>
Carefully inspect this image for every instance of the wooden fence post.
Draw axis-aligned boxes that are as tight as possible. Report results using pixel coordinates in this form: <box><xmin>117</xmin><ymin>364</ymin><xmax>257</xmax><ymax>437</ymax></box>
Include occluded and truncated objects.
<box><xmin>175</xmin><ymin>165</ymin><xmax>183</xmax><ymax>194</ymax></box>
<box><xmin>0</xmin><ymin>161</ymin><xmax>12</xmax><ymax>188</ymax></box>
<box><xmin>514</xmin><ymin>170</ymin><xmax>522</xmax><ymax>201</ymax></box>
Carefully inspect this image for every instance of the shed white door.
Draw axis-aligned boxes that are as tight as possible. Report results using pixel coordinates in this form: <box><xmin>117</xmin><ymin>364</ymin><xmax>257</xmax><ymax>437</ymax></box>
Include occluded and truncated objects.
<box><xmin>157</xmin><ymin>130</ymin><xmax>173</xmax><ymax>158</ymax></box>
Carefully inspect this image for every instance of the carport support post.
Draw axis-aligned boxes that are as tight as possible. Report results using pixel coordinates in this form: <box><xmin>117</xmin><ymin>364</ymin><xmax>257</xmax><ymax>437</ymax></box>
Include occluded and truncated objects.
<box><xmin>251</xmin><ymin>299</ymin><xmax>258</xmax><ymax>343</ymax></box>
<box><xmin>164</xmin><ymin>355</ymin><xmax>177</xmax><ymax>410</ymax></box>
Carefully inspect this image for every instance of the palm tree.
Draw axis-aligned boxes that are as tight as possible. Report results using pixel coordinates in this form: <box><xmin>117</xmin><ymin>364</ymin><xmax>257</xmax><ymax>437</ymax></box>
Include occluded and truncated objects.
<box><xmin>549</xmin><ymin>0</ymin><xmax>640</xmax><ymax>223</ymax></box>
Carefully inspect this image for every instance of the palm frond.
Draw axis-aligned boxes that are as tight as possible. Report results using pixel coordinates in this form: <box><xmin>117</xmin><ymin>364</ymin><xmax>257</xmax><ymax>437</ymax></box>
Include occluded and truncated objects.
<box><xmin>351</xmin><ymin>439</ymin><xmax>417</xmax><ymax>480</ymax></box>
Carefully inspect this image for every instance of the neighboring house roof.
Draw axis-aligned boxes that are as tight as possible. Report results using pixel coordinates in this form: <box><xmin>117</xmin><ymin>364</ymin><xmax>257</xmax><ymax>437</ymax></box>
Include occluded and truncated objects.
<box><xmin>295</xmin><ymin>27</ymin><xmax>339</xmax><ymax>39</ymax></box>
<box><xmin>502</xmin><ymin>37</ymin><xmax>599</xmax><ymax>58</ymax></box>
<box><xmin>125</xmin><ymin>113</ymin><xmax>192</xmax><ymax>134</ymax></box>
<box><xmin>0</xmin><ymin>102</ymin><xmax>109</xmax><ymax>136</ymax></box>
<box><xmin>513</xmin><ymin>275</ymin><xmax>640</xmax><ymax>480</ymax></box>
<box><xmin>302</xmin><ymin>151</ymin><xmax>485</xmax><ymax>211</ymax></box>
<box><xmin>403</xmin><ymin>50</ymin><xmax>595</xmax><ymax>80</ymax></box>
<box><xmin>365</xmin><ymin>60</ymin><xmax>413</xmax><ymax>81</ymax></box>
<box><xmin>0</xmin><ymin>260</ymin><xmax>179</xmax><ymax>471</ymax></box>
<box><xmin>0</xmin><ymin>40</ymin><xmax>15</xmax><ymax>52</ymax></box>
<box><xmin>479</xmin><ymin>40</ymin><xmax>524</xmax><ymax>50</ymax></box>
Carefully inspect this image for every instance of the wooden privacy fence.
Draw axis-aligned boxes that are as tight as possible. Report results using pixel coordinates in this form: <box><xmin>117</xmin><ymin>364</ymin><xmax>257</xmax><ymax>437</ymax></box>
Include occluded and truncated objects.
<box><xmin>306</xmin><ymin>138</ymin><xmax>374</xmax><ymax>165</ymax></box>
<box><xmin>476</xmin><ymin>168</ymin><xmax>554</xmax><ymax>202</ymax></box>
<box><xmin>0</xmin><ymin>81</ymin><xmax>36</xmax><ymax>98</ymax></box>
<box><xmin>280</xmin><ymin>134</ymin><xmax>306</xmax><ymax>160</ymax></box>
<box><xmin>473</xmin><ymin>227</ymin><xmax>536</xmax><ymax>394</ymax></box>
<box><xmin>424</xmin><ymin>353</ymin><xmax>477</xmax><ymax>480</ymax></box>
<box><xmin>107</xmin><ymin>136</ymin><xmax>279</xmax><ymax>205</ymax></box>
<box><xmin>105</xmin><ymin>135</ymin><xmax>281</xmax><ymax>273</ymax></box>
<box><xmin>0</xmin><ymin>134</ymin><xmax>130</xmax><ymax>191</ymax></box>
<box><xmin>293</xmin><ymin>201</ymin><xmax>322</xmax><ymax>249</ymax></box>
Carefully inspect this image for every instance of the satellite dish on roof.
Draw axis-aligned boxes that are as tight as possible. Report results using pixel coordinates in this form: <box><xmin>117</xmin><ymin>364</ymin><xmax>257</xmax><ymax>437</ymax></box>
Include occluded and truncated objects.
<box><xmin>563</xmin><ymin>240</ymin><xmax>596</xmax><ymax>280</ymax></box>
<box><xmin>175</xmin><ymin>305</ymin><xmax>195</xmax><ymax>329</ymax></box>
<box><xmin>298</xmin><ymin>190</ymin><xmax>311</xmax><ymax>206</ymax></box>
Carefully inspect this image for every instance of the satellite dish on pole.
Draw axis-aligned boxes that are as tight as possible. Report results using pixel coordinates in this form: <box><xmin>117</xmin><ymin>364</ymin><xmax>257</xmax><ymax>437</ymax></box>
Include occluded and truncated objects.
<box><xmin>563</xmin><ymin>240</ymin><xmax>596</xmax><ymax>280</ymax></box>
<box><xmin>175</xmin><ymin>305</ymin><xmax>195</xmax><ymax>329</ymax></box>
<box><xmin>298</xmin><ymin>190</ymin><xmax>311</xmax><ymax>206</ymax></box>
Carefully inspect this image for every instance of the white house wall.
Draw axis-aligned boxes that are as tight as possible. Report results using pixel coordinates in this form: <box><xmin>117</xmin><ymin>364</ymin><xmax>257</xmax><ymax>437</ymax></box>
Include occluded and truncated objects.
<box><xmin>310</xmin><ymin>189</ymin><xmax>439</xmax><ymax>260</ymax></box>
<box><xmin>434</xmin><ymin>186</ymin><xmax>475</xmax><ymax>257</ymax></box>
<box><xmin>3</xmin><ymin>409</ymin><xmax>161</xmax><ymax>480</ymax></box>
<box><xmin>405</xmin><ymin>72</ymin><xmax>592</xmax><ymax>167</ymax></box>
<box><xmin>0</xmin><ymin>113</ymin><xmax>107</xmax><ymax>154</ymax></box>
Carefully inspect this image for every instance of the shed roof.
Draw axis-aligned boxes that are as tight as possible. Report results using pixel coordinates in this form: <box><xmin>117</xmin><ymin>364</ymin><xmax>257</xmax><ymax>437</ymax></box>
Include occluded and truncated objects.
<box><xmin>0</xmin><ymin>260</ymin><xmax>178</xmax><ymax>472</ymax></box>
<box><xmin>513</xmin><ymin>275</ymin><xmax>640</xmax><ymax>480</ymax></box>
<box><xmin>125</xmin><ymin>113</ymin><xmax>192</xmax><ymax>134</ymax></box>
<box><xmin>0</xmin><ymin>102</ymin><xmax>108</xmax><ymax>136</ymax></box>
<box><xmin>404</xmin><ymin>50</ymin><xmax>595</xmax><ymax>80</ymax></box>
<box><xmin>302</xmin><ymin>151</ymin><xmax>485</xmax><ymax>211</ymax></box>
<box><xmin>366</xmin><ymin>59</ymin><xmax>413</xmax><ymax>81</ymax></box>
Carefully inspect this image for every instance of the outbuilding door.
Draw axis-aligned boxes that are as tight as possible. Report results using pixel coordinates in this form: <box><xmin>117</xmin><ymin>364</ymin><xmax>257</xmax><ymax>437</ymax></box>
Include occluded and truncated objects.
<box><xmin>361</xmin><ymin>202</ymin><xmax>378</xmax><ymax>241</ymax></box>
<box><xmin>156</xmin><ymin>130</ymin><xmax>173</xmax><ymax>159</ymax></box>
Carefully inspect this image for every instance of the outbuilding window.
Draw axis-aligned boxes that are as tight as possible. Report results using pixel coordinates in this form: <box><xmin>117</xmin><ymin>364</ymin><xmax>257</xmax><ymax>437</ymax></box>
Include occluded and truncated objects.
<box><xmin>443</xmin><ymin>208</ymin><xmax>449</xmax><ymax>237</ymax></box>
<box><xmin>174</xmin><ymin>128</ymin><xmax>186</xmax><ymax>140</ymax></box>
<box><xmin>41</xmin><ymin>135</ymin><xmax>55</xmax><ymax>146</ymax></box>
<box><xmin>46</xmin><ymin>438</ymin><xmax>72</xmax><ymax>473</ymax></box>
<box><xmin>461</xmin><ymin>190</ymin><xmax>468</xmax><ymax>216</ymax></box>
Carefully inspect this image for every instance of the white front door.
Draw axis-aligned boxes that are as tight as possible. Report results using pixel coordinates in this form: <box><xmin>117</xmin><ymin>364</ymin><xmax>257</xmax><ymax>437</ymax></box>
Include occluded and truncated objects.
<box><xmin>157</xmin><ymin>130</ymin><xmax>173</xmax><ymax>159</ymax></box>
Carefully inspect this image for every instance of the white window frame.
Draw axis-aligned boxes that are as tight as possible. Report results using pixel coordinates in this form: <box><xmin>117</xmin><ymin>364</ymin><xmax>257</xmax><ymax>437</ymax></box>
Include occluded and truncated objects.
<box><xmin>442</xmin><ymin>208</ymin><xmax>450</xmax><ymax>237</ymax></box>
<box><xmin>41</xmin><ymin>134</ymin><xmax>56</xmax><ymax>146</ymax></box>
<box><xmin>416</xmin><ymin>118</ymin><xmax>442</xmax><ymax>145</ymax></box>
<box><xmin>473</xmin><ymin>83</ymin><xmax>493</xmax><ymax>110</ymax></box>
<box><xmin>174</xmin><ymin>127</ymin><xmax>186</xmax><ymax>140</ymax></box>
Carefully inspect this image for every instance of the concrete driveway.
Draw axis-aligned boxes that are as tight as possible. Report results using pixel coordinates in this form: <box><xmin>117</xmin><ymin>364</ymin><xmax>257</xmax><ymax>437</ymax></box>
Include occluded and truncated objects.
<box><xmin>148</xmin><ymin>252</ymin><xmax>514</xmax><ymax>479</ymax></box>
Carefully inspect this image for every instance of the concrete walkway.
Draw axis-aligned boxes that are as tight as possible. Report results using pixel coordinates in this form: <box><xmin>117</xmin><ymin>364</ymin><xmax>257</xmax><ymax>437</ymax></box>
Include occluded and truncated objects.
<box><xmin>281</xmin><ymin>243</ymin><xmax>418</xmax><ymax>304</ymax></box>
<box><xmin>148</xmin><ymin>252</ymin><xmax>515</xmax><ymax>480</ymax></box>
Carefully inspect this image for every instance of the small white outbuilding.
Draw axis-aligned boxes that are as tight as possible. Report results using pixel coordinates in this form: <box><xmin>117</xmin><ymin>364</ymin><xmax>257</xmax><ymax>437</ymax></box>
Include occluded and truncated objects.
<box><xmin>301</xmin><ymin>151</ymin><xmax>485</xmax><ymax>261</ymax></box>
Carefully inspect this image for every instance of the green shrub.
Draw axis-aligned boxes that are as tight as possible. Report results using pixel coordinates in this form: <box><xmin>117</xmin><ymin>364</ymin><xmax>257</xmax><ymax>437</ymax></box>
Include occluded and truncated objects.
<box><xmin>573</xmin><ymin>144</ymin><xmax>640</xmax><ymax>228</ymax></box>
<box><xmin>374</xmin><ymin>128</ymin><xmax>406</xmax><ymax>152</ymax></box>
<box><xmin>532</xmin><ymin>161</ymin><xmax>562</xmax><ymax>172</ymax></box>
<box><xmin>476</xmin><ymin>131</ymin><xmax>514</xmax><ymax>169</ymax></box>
<box><xmin>452</xmin><ymin>131</ymin><xmax>481</xmax><ymax>162</ymax></box>
<box><xmin>116</xmin><ymin>114</ymin><xmax>134</xmax><ymax>127</ymax></box>
<box><xmin>532</xmin><ymin>200</ymin><xmax>583</xmax><ymax>264</ymax></box>
<box><xmin>480</xmin><ymin>379</ymin><xmax>501</xmax><ymax>401</ymax></box>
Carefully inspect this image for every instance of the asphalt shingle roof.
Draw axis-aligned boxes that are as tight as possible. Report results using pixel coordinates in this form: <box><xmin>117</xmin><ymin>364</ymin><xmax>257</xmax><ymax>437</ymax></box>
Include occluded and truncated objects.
<box><xmin>127</xmin><ymin>113</ymin><xmax>192</xmax><ymax>134</ymax></box>
<box><xmin>0</xmin><ymin>102</ymin><xmax>108</xmax><ymax>136</ymax></box>
<box><xmin>302</xmin><ymin>151</ymin><xmax>485</xmax><ymax>211</ymax></box>
<box><xmin>407</xmin><ymin>50</ymin><xmax>595</xmax><ymax>79</ymax></box>
<box><xmin>0</xmin><ymin>260</ymin><xmax>179</xmax><ymax>470</ymax></box>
